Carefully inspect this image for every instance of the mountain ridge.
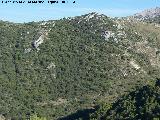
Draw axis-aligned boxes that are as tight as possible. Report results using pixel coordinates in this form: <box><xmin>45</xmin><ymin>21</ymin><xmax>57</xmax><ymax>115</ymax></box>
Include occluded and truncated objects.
<box><xmin>0</xmin><ymin>7</ymin><xmax>160</xmax><ymax>119</ymax></box>
<box><xmin>133</xmin><ymin>7</ymin><xmax>160</xmax><ymax>20</ymax></box>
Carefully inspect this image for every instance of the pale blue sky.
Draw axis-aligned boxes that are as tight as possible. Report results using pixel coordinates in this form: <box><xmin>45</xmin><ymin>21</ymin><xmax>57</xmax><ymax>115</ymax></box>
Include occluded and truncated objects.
<box><xmin>0</xmin><ymin>0</ymin><xmax>160</xmax><ymax>23</ymax></box>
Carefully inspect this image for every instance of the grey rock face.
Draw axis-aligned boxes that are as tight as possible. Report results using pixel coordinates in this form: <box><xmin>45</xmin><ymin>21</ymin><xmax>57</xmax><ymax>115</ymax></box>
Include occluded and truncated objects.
<box><xmin>134</xmin><ymin>7</ymin><xmax>160</xmax><ymax>20</ymax></box>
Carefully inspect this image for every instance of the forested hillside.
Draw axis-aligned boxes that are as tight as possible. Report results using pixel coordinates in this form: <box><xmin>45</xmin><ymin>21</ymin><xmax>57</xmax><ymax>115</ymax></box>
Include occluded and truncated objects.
<box><xmin>0</xmin><ymin>12</ymin><xmax>160</xmax><ymax>119</ymax></box>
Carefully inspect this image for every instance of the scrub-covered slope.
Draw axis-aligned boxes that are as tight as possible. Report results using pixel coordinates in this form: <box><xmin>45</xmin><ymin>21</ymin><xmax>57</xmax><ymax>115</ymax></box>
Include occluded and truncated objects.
<box><xmin>0</xmin><ymin>12</ymin><xmax>160</xmax><ymax>119</ymax></box>
<box><xmin>90</xmin><ymin>79</ymin><xmax>160</xmax><ymax>120</ymax></box>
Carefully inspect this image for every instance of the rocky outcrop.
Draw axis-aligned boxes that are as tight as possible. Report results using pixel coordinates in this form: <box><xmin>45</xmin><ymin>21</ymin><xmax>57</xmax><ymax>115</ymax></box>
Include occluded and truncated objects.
<box><xmin>33</xmin><ymin>34</ymin><xmax>45</xmax><ymax>49</ymax></box>
<box><xmin>32</xmin><ymin>21</ymin><xmax>55</xmax><ymax>50</ymax></box>
<box><xmin>0</xmin><ymin>115</ymin><xmax>6</xmax><ymax>120</ymax></box>
<box><xmin>134</xmin><ymin>7</ymin><xmax>160</xmax><ymax>20</ymax></box>
<box><xmin>102</xmin><ymin>31</ymin><xmax>114</xmax><ymax>40</ymax></box>
<box><xmin>47</xmin><ymin>62</ymin><xmax>56</xmax><ymax>69</ymax></box>
<box><xmin>32</xmin><ymin>31</ymin><xmax>48</xmax><ymax>50</ymax></box>
<box><xmin>24</xmin><ymin>48</ymin><xmax>31</xmax><ymax>53</ymax></box>
<box><xmin>130</xmin><ymin>60</ymin><xmax>141</xmax><ymax>70</ymax></box>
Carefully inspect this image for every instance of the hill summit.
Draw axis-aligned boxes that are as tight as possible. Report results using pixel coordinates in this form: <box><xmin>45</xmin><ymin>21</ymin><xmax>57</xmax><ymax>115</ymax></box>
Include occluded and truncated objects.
<box><xmin>134</xmin><ymin>7</ymin><xmax>160</xmax><ymax>20</ymax></box>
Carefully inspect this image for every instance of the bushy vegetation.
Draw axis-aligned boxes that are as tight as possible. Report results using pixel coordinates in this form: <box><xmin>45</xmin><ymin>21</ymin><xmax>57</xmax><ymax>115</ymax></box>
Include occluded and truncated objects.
<box><xmin>0</xmin><ymin>13</ymin><xmax>160</xmax><ymax>119</ymax></box>
<box><xmin>90</xmin><ymin>79</ymin><xmax>160</xmax><ymax>120</ymax></box>
<box><xmin>146</xmin><ymin>16</ymin><xmax>160</xmax><ymax>24</ymax></box>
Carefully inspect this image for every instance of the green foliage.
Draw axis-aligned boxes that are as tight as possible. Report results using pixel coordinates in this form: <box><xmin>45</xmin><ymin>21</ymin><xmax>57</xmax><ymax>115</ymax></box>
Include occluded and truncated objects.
<box><xmin>146</xmin><ymin>16</ymin><xmax>160</xmax><ymax>24</ymax></box>
<box><xmin>0</xmin><ymin>13</ymin><xmax>160</xmax><ymax>119</ymax></box>
<box><xmin>90</xmin><ymin>103</ymin><xmax>112</xmax><ymax>120</ymax></box>
<box><xmin>30</xmin><ymin>114</ymin><xmax>47</xmax><ymax>120</ymax></box>
<box><xmin>91</xmin><ymin>79</ymin><xmax>160</xmax><ymax>120</ymax></box>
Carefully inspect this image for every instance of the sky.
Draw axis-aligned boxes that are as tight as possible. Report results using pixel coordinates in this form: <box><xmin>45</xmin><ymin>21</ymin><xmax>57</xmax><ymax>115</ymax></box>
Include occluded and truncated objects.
<box><xmin>0</xmin><ymin>0</ymin><xmax>160</xmax><ymax>23</ymax></box>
